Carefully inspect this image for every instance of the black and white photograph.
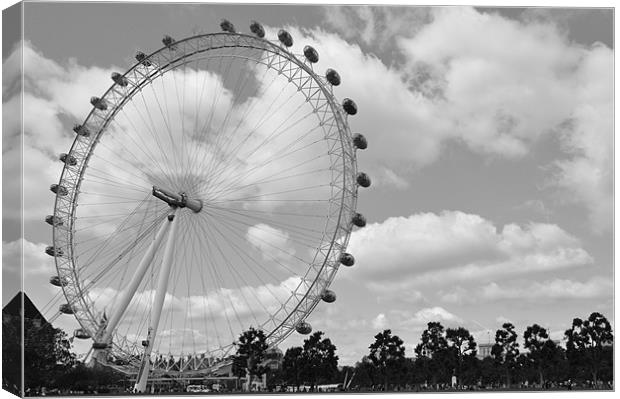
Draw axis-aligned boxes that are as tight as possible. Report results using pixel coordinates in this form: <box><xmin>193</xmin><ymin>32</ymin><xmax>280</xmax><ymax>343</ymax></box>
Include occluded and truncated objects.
<box><xmin>1</xmin><ymin>0</ymin><xmax>615</xmax><ymax>397</ymax></box>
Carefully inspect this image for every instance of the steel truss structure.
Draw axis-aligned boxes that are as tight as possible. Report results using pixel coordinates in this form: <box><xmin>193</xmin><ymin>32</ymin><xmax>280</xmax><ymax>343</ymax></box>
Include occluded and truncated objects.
<box><xmin>48</xmin><ymin>28</ymin><xmax>368</xmax><ymax>384</ymax></box>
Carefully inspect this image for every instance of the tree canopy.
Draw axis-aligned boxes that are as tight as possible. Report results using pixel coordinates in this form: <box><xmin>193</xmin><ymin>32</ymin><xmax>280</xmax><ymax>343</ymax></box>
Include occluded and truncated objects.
<box><xmin>565</xmin><ymin>312</ymin><xmax>614</xmax><ymax>384</ymax></box>
<box><xmin>232</xmin><ymin>327</ymin><xmax>269</xmax><ymax>389</ymax></box>
<box><xmin>301</xmin><ymin>331</ymin><xmax>339</xmax><ymax>389</ymax></box>
<box><xmin>368</xmin><ymin>329</ymin><xmax>406</xmax><ymax>391</ymax></box>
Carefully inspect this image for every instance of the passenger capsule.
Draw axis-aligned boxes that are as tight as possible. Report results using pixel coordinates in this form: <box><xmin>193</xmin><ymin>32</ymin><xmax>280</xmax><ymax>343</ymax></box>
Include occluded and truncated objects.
<box><xmin>303</xmin><ymin>45</ymin><xmax>319</xmax><ymax>63</ymax></box>
<box><xmin>162</xmin><ymin>35</ymin><xmax>176</xmax><ymax>49</ymax></box>
<box><xmin>73</xmin><ymin>124</ymin><xmax>91</xmax><ymax>137</ymax></box>
<box><xmin>352</xmin><ymin>212</ymin><xmax>366</xmax><ymax>227</ymax></box>
<box><xmin>220</xmin><ymin>19</ymin><xmax>235</xmax><ymax>33</ymax></box>
<box><xmin>46</xmin><ymin>246</ymin><xmax>64</xmax><ymax>257</ymax></box>
<box><xmin>135</xmin><ymin>51</ymin><xmax>152</xmax><ymax>66</ymax></box>
<box><xmin>250</xmin><ymin>21</ymin><xmax>265</xmax><ymax>38</ymax></box>
<box><xmin>278</xmin><ymin>30</ymin><xmax>293</xmax><ymax>47</ymax></box>
<box><xmin>90</xmin><ymin>96</ymin><xmax>108</xmax><ymax>111</ymax></box>
<box><xmin>339</xmin><ymin>252</ymin><xmax>355</xmax><ymax>267</ymax></box>
<box><xmin>321</xmin><ymin>290</ymin><xmax>336</xmax><ymax>303</ymax></box>
<box><xmin>74</xmin><ymin>328</ymin><xmax>91</xmax><ymax>339</ymax></box>
<box><xmin>342</xmin><ymin>98</ymin><xmax>357</xmax><ymax>115</ymax></box>
<box><xmin>45</xmin><ymin>215</ymin><xmax>63</xmax><ymax>227</ymax></box>
<box><xmin>357</xmin><ymin>172</ymin><xmax>371</xmax><ymax>188</ymax></box>
<box><xmin>59</xmin><ymin>303</ymin><xmax>74</xmax><ymax>314</ymax></box>
<box><xmin>49</xmin><ymin>275</ymin><xmax>67</xmax><ymax>287</ymax></box>
<box><xmin>325</xmin><ymin>69</ymin><xmax>341</xmax><ymax>86</ymax></box>
<box><xmin>295</xmin><ymin>321</ymin><xmax>312</xmax><ymax>335</ymax></box>
<box><xmin>50</xmin><ymin>184</ymin><xmax>68</xmax><ymax>196</ymax></box>
<box><xmin>92</xmin><ymin>342</ymin><xmax>109</xmax><ymax>350</ymax></box>
<box><xmin>59</xmin><ymin>153</ymin><xmax>77</xmax><ymax>166</ymax></box>
<box><xmin>353</xmin><ymin>133</ymin><xmax>368</xmax><ymax>150</ymax></box>
<box><xmin>111</xmin><ymin>72</ymin><xmax>128</xmax><ymax>87</ymax></box>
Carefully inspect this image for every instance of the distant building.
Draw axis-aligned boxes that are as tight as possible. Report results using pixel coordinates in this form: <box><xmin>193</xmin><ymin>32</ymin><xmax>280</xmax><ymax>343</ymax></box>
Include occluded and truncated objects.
<box><xmin>2</xmin><ymin>292</ymin><xmax>48</xmax><ymax>396</ymax></box>
<box><xmin>477</xmin><ymin>343</ymin><xmax>494</xmax><ymax>359</ymax></box>
<box><xmin>416</xmin><ymin>347</ymin><xmax>433</xmax><ymax>359</ymax></box>
<box><xmin>3</xmin><ymin>291</ymin><xmax>48</xmax><ymax>328</ymax></box>
<box><xmin>262</xmin><ymin>346</ymin><xmax>283</xmax><ymax>370</ymax></box>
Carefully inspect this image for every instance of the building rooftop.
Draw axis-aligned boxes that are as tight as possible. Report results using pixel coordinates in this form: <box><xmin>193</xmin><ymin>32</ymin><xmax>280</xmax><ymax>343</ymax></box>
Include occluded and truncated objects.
<box><xmin>2</xmin><ymin>291</ymin><xmax>47</xmax><ymax>323</ymax></box>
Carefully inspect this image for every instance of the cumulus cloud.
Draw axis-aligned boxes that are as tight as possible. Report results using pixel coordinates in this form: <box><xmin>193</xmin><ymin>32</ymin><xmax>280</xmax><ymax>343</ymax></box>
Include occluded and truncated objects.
<box><xmin>480</xmin><ymin>276</ymin><xmax>612</xmax><ymax>300</ymax></box>
<box><xmin>349</xmin><ymin>210</ymin><xmax>592</xmax><ymax>289</ymax></box>
<box><xmin>324</xmin><ymin>5</ymin><xmax>430</xmax><ymax>49</ymax></box>
<box><xmin>246</xmin><ymin>223</ymin><xmax>295</xmax><ymax>262</ymax></box>
<box><xmin>2</xmin><ymin>238</ymin><xmax>54</xmax><ymax>276</ymax></box>
<box><xmin>85</xmin><ymin>275</ymin><xmax>303</xmax><ymax>355</ymax></box>
<box><xmin>396</xmin><ymin>306</ymin><xmax>463</xmax><ymax>330</ymax></box>
<box><xmin>438</xmin><ymin>286</ymin><xmax>472</xmax><ymax>304</ymax></box>
<box><xmin>372</xmin><ymin>313</ymin><xmax>388</xmax><ymax>329</ymax></box>
<box><xmin>322</xmin><ymin>7</ymin><xmax>612</xmax><ymax>232</ymax></box>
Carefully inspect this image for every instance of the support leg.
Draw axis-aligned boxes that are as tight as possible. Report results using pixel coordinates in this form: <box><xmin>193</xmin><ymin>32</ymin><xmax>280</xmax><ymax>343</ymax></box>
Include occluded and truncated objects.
<box><xmin>93</xmin><ymin>209</ymin><xmax>176</xmax><ymax>350</ymax></box>
<box><xmin>134</xmin><ymin>211</ymin><xmax>180</xmax><ymax>392</ymax></box>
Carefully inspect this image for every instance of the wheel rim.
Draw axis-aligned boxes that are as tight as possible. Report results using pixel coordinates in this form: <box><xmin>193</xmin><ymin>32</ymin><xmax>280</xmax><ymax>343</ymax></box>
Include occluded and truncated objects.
<box><xmin>51</xmin><ymin>32</ymin><xmax>359</xmax><ymax>374</ymax></box>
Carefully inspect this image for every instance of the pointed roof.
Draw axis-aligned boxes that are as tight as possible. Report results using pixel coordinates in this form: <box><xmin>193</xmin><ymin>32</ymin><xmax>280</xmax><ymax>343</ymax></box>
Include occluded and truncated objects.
<box><xmin>2</xmin><ymin>291</ymin><xmax>47</xmax><ymax>323</ymax></box>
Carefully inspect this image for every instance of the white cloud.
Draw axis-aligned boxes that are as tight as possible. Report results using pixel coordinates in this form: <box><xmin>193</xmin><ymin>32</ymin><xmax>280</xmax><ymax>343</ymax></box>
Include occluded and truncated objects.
<box><xmin>348</xmin><ymin>210</ymin><xmax>592</xmax><ymax>289</ymax></box>
<box><xmin>246</xmin><ymin>223</ymin><xmax>295</xmax><ymax>262</ymax></box>
<box><xmin>372</xmin><ymin>167</ymin><xmax>411</xmax><ymax>190</ymax></box>
<box><xmin>324</xmin><ymin>5</ymin><xmax>430</xmax><ymax>48</ymax></box>
<box><xmin>480</xmin><ymin>276</ymin><xmax>612</xmax><ymax>300</ymax></box>
<box><xmin>438</xmin><ymin>286</ymin><xmax>471</xmax><ymax>304</ymax></box>
<box><xmin>398</xmin><ymin>306</ymin><xmax>463</xmax><ymax>329</ymax></box>
<box><xmin>371</xmin><ymin>313</ymin><xmax>388</xmax><ymax>330</ymax></box>
<box><xmin>2</xmin><ymin>238</ymin><xmax>55</xmax><ymax>276</ymax></box>
<box><xmin>323</xmin><ymin>7</ymin><xmax>611</xmax><ymax>233</ymax></box>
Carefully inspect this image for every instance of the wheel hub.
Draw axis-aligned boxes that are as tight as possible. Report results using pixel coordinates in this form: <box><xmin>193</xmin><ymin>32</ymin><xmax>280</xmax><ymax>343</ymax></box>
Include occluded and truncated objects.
<box><xmin>152</xmin><ymin>186</ymin><xmax>203</xmax><ymax>212</ymax></box>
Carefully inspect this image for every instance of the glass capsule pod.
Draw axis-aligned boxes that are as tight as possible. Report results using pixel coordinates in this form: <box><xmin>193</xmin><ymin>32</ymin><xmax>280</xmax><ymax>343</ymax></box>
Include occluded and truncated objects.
<box><xmin>295</xmin><ymin>321</ymin><xmax>312</xmax><ymax>335</ymax></box>
<box><xmin>59</xmin><ymin>303</ymin><xmax>74</xmax><ymax>314</ymax></box>
<box><xmin>356</xmin><ymin>172</ymin><xmax>371</xmax><ymax>188</ymax></box>
<box><xmin>303</xmin><ymin>46</ymin><xmax>319</xmax><ymax>63</ymax></box>
<box><xmin>111</xmin><ymin>72</ymin><xmax>128</xmax><ymax>87</ymax></box>
<box><xmin>325</xmin><ymin>69</ymin><xmax>341</xmax><ymax>86</ymax></box>
<box><xmin>353</xmin><ymin>133</ymin><xmax>368</xmax><ymax>150</ymax></box>
<box><xmin>278</xmin><ymin>30</ymin><xmax>293</xmax><ymax>47</ymax></box>
<box><xmin>342</xmin><ymin>98</ymin><xmax>357</xmax><ymax>115</ymax></box>
<box><xmin>250</xmin><ymin>21</ymin><xmax>265</xmax><ymax>38</ymax></box>
<box><xmin>339</xmin><ymin>252</ymin><xmax>355</xmax><ymax>266</ymax></box>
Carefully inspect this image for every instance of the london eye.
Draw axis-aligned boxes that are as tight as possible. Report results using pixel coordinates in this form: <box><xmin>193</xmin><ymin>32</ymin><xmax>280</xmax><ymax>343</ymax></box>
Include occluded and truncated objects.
<box><xmin>46</xmin><ymin>20</ymin><xmax>370</xmax><ymax>391</ymax></box>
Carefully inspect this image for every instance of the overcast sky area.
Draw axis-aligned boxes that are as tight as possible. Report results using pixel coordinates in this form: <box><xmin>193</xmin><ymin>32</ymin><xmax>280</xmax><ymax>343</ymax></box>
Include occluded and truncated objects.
<box><xmin>2</xmin><ymin>2</ymin><xmax>614</xmax><ymax>366</ymax></box>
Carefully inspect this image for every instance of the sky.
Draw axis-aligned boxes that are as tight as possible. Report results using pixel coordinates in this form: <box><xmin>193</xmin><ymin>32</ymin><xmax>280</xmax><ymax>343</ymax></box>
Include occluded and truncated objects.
<box><xmin>1</xmin><ymin>1</ymin><xmax>615</xmax><ymax>367</ymax></box>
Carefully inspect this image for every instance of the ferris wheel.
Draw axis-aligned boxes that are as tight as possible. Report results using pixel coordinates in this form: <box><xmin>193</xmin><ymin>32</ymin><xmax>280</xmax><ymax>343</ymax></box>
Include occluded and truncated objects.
<box><xmin>46</xmin><ymin>20</ymin><xmax>370</xmax><ymax>391</ymax></box>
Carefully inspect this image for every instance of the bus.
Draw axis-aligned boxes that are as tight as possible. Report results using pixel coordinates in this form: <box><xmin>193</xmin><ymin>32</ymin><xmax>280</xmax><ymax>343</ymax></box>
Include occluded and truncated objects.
<box><xmin>186</xmin><ymin>385</ymin><xmax>210</xmax><ymax>393</ymax></box>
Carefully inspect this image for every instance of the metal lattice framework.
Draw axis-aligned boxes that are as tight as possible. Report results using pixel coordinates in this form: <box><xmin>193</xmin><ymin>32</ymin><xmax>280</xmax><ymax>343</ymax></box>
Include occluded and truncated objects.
<box><xmin>49</xmin><ymin>29</ymin><xmax>367</xmax><ymax>377</ymax></box>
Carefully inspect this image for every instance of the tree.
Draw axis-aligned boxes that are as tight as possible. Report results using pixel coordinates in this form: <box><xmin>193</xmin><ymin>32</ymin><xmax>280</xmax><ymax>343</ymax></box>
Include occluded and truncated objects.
<box><xmin>2</xmin><ymin>313</ymin><xmax>21</xmax><ymax>395</ymax></box>
<box><xmin>232</xmin><ymin>327</ymin><xmax>268</xmax><ymax>390</ymax></box>
<box><xmin>414</xmin><ymin>322</ymin><xmax>448</xmax><ymax>358</ymax></box>
<box><xmin>445</xmin><ymin>327</ymin><xmax>477</xmax><ymax>386</ymax></box>
<box><xmin>353</xmin><ymin>356</ymin><xmax>378</xmax><ymax>390</ymax></box>
<box><xmin>281</xmin><ymin>347</ymin><xmax>304</xmax><ymax>390</ymax></box>
<box><xmin>491</xmin><ymin>322</ymin><xmax>520</xmax><ymax>387</ymax></box>
<box><xmin>414</xmin><ymin>322</ymin><xmax>449</xmax><ymax>385</ymax></box>
<box><xmin>564</xmin><ymin>312</ymin><xmax>613</xmax><ymax>386</ymax></box>
<box><xmin>523</xmin><ymin>324</ymin><xmax>555</xmax><ymax>386</ymax></box>
<box><xmin>368</xmin><ymin>329</ymin><xmax>406</xmax><ymax>391</ymax></box>
<box><xmin>300</xmin><ymin>331</ymin><xmax>339</xmax><ymax>390</ymax></box>
<box><xmin>21</xmin><ymin>318</ymin><xmax>76</xmax><ymax>391</ymax></box>
<box><xmin>478</xmin><ymin>356</ymin><xmax>501</xmax><ymax>387</ymax></box>
<box><xmin>55</xmin><ymin>362</ymin><xmax>126</xmax><ymax>393</ymax></box>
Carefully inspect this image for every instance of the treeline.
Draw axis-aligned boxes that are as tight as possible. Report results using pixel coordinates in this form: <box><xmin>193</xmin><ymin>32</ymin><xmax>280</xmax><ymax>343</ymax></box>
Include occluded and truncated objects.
<box><xmin>232</xmin><ymin>312</ymin><xmax>613</xmax><ymax>391</ymax></box>
<box><xmin>2</xmin><ymin>315</ymin><xmax>125</xmax><ymax>396</ymax></box>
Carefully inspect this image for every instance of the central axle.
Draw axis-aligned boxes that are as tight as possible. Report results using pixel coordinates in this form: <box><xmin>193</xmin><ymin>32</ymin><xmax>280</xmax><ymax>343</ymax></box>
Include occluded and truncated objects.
<box><xmin>152</xmin><ymin>186</ymin><xmax>203</xmax><ymax>212</ymax></box>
